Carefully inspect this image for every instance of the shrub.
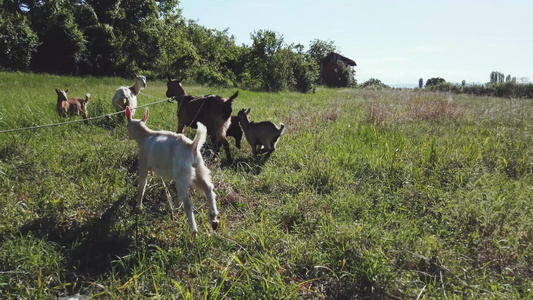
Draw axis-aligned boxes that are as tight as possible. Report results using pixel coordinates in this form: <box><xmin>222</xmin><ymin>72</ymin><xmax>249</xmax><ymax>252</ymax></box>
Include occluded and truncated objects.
<box><xmin>333</xmin><ymin>60</ymin><xmax>357</xmax><ymax>87</ymax></box>
<box><xmin>360</xmin><ymin>78</ymin><xmax>390</xmax><ymax>90</ymax></box>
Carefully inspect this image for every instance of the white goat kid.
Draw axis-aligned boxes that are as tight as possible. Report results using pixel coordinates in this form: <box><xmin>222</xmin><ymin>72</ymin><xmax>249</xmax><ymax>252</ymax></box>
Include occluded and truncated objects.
<box><xmin>112</xmin><ymin>74</ymin><xmax>147</xmax><ymax>116</ymax></box>
<box><xmin>126</xmin><ymin>107</ymin><xmax>219</xmax><ymax>234</ymax></box>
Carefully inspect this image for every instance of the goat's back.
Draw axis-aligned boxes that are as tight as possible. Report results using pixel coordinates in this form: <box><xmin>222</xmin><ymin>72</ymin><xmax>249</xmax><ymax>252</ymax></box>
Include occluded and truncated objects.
<box><xmin>178</xmin><ymin>95</ymin><xmax>232</xmax><ymax>134</ymax></box>
<box><xmin>58</xmin><ymin>98</ymin><xmax>84</xmax><ymax>115</ymax></box>
<box><xmin>112</xmin><ymin>87</ymin><xmax>137</xmax><ymax>112</ymax></box>
<box><xmin>244</xmin><ymin>121</ymin><xmax>282</xmax><ymax>143</ymax></box>
<box><xmin>140</xmin><ymin>132</ymin><xmax>194</xmax><ymax>180</ymax></box>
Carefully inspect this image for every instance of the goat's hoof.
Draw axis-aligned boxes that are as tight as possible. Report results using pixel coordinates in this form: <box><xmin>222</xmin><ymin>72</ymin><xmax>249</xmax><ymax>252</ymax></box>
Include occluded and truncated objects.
<box><xmin>211</xmin><ymin>218</ymin><xmax>220</xmax><ymax>230</ymax></box>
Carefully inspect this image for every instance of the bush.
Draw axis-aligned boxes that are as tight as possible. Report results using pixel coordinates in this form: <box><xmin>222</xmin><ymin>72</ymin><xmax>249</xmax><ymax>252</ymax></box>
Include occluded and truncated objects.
<box><xmin>332</xmin><ymin>60</ymin><xmax>357</xmax><ymax>87</ymax></box>
<box><xmin>360</xmin><ymin>78</ymin><xmax>389</xmax><ymax>89</ymax></box>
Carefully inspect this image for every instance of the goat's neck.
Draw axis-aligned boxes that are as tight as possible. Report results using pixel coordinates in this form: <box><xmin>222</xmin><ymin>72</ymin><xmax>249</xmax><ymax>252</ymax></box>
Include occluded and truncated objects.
<box><xmin>130</xmin><ymin>123</ymin><xmax>154</xmax><ymax>145</ymax></box>
<box><xmin>175</xmin><ymin>90</ymin><xmax>187</xmax><ymax>102</ymax></box>
<box><xmin>239</xmin><ymin>117</ymin><xmax>251</xmax><ymax>130</ymax></box>
<box><xmin>130</xmin><ymin>81</ymin><xmax>144</xmax><ymax>95</ymax></box>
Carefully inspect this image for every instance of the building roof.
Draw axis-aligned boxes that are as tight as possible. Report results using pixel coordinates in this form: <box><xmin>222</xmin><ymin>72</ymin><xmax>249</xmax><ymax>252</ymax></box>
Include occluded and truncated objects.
<box><xmin>321</xmin><ymin>52</ymin><xmax>357</xmax><ymax>66</ymax></box>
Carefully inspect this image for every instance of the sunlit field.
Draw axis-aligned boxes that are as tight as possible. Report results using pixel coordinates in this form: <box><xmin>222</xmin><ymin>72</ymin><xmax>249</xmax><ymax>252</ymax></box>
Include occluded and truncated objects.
<box><xmin>0</xmin><ymin>72</ymin><xmax>532</xmax><ymax>299</ymax></box>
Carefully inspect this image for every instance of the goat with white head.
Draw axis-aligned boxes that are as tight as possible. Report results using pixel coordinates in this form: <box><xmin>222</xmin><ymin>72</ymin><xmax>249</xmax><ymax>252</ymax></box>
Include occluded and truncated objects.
<box><xmin>126</xmin><ymin>107</ymin><xmax>219</xmax><ymax>235</ymax></box>
<box><xmin>112</xmin><ymin>74</ymin><xmax>147</xmax><ymax>116</ymax></box>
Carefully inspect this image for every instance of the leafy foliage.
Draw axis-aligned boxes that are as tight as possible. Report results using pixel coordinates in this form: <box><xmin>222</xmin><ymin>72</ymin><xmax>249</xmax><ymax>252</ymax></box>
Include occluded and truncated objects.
<box><xmin>424</xmin><ymin>72</ymin><xmax>533</xmax><ymax>99</ymax></box>
<box><xmin>307</xmin><ymin>39</ymin><xmax>336</xmax><ymax>67</ymax></box>
<box><xmin>0</xmin><ymin>10</ymin><xmax>39</xmax><ymax>70</ymax></box>
<box><xmin>243</xmin><ymin>30</ymin><xmax>318</xmax><ymax>92</ymax></box>
<box><xmin>360</xmin><ymin>78</ymin><xmax>390</xmax><ymax>89</ymax></box>
<box><xmin>333</xmin><ymin>60</ymin><xmax>357</xmax><ymax>87</ymax></box>
<box><xmin>0</xmin><ymin>1</ymin><xmax>347</xmax><ymax>92</ymax></box>
<box><xmin>425</xmin><ymin>77</ymin><xmax>446</xmax><ymax>87</ymax></box>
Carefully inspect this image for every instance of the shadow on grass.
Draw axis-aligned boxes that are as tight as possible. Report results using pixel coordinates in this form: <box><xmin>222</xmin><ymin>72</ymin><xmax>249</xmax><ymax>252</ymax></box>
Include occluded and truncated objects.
<box><xmin>17</xmin><ymin>195</ymin><xmax>136</xmax><ymax>290</ymax></box>
<box><xmin>226</xmin><ymin>153</ymin><xmax>271</xmax><ymax>175</ymax></box>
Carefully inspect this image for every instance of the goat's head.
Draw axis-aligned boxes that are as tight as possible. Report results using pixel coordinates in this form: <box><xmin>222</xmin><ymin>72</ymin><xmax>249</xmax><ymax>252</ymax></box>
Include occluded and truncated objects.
<box><xmin>166</xmin><ymin>77</ymin><xmax>187</xmax><ymax>99</ymax></box>
<box><xmin>134</xmin><ymin>73</ymin><xmax>147</xmax><ymax>88</ymax></box>
<box><xmin>126</xmin><ymin>107</ymin><xmax>149</xmax><ymax>140</ymax></box>
<box><xmin>55</xmin><ymin>89</ymin><xmax>68</xmax><ymax>102</ymax></box>
<box><xmin>237</xmin><ymin>108</ymin><xmax>251</xmax><ymax>119</ymax></box>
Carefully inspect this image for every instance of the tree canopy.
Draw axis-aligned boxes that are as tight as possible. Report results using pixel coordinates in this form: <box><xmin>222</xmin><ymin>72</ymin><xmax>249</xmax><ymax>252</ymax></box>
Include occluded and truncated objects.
<box><xmin>0</xmin><ymin>0</ymin><xmax>356</xmax><ymax>92</ymax></box>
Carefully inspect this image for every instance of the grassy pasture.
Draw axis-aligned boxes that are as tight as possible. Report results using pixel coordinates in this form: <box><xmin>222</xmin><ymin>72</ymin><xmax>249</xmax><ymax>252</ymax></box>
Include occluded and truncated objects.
<box><xmin>0</xmin><ymin>72</ymin><xmax>532</xmax><ymax>299</ymax></box>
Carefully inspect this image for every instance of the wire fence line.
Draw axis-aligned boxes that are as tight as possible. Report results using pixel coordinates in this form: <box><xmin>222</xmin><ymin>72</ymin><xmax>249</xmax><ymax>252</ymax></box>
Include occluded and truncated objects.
<box><xmin>0</xmin><ymin>94</ymin><xmax>175</xmax><ymax>134</ymax></box>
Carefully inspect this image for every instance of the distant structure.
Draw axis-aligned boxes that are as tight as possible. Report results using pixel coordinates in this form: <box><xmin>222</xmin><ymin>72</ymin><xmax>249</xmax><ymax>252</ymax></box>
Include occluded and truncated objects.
<box><xmin>320</xmin><ymin>52</ymin><xmax>357</xmax><ymax>86</ymax></box>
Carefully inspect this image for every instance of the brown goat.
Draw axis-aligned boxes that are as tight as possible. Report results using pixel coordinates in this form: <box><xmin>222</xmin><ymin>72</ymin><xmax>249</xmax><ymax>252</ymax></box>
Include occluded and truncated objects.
<box><xmin>238</xmin><ymin>108</ymin><xmax>286</xmax><ymax>155</ymax></box>
<box><xmin>166</xmin><ymin>78</ymin><xmax>238</xmax><ymax>162</ymax></box>
<box><xmin>226</xmin><ymin>116</ymin><xmax>243</xmax><ymax>149</ymax></box>
<box><xmin>55</xmin><ymin>89</ymin><xmax>90</xmax><ymax>122</ymax></box>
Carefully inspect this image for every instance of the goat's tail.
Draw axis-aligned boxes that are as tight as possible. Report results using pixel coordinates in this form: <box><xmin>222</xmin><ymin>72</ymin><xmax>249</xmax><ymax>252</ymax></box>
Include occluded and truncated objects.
<box><xmin>191</xmin><ymin>122</ymin><xmax>207</xmax><ymax>153</ymax></box>
<box><xmin>85</xmin><ymin>93</ymin><xmax>91</xmax><ymax>102</ymax></box>
<box><xmin>279</xmin><ymin>123</ymin><xmax>287</xmax><ymax>135</ymax></box>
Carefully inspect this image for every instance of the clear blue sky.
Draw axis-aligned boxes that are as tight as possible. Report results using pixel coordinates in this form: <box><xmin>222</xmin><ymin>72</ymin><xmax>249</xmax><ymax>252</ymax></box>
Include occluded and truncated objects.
<box><xmin>178</xmin><ymin>0</ymin><xmax>533</xmax><ymax>86</ymax></box>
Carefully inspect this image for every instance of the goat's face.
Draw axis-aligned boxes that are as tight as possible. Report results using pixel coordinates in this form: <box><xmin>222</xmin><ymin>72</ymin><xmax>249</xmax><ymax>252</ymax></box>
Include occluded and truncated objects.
<box><xmin>237</xmin><ymin>108</ymin><xmax>251</xmax><ymax>123</ymax></box>
<box><xmin>135</xmin><ymin>75</ymin><xmax>147</xmax><ymax>88</ymax></box>
<box><xmin>166</xmin><ymin>79</ymin><xmax>186</xmax><ymax>99</ymax></box>
<box><xmin>55</xmin><ymin>89</ymin><xmax>68</xmax><ymax>102</ymax></box>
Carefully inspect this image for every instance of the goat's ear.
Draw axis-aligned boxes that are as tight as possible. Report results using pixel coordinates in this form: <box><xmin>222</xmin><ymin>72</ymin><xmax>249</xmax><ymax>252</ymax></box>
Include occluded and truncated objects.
<box><xmin>142</xmin><ymin>109</ymin><xmax>149</xmax><ymax>122</ymax></box>
<box><xmin>55</xmin><ymin>88</ymin><xmax>59</xmax><ymax>93</ymax></box>
<box><xmin>167</xmin><ymin>74</ymin><xmax>172</xmax><ymax>82</ymax></box>
<box><xmin>65</xmin><ymin>89</ymin><xmax>68</xmax><ymax>93</ymax></box>
<box><xmin>126</xmin><ymin>107</ymin><xmax>132</xmax><ymax>122</ymax></box>
<box><xmin>133</xmin><ymin>73</ymin><xmax>137</xmax><ymax>78</ymax></box>
<box><xmin>246</xmin><ymin>108</ymin><xmax>251</xmax><ymax>114</ymax></box>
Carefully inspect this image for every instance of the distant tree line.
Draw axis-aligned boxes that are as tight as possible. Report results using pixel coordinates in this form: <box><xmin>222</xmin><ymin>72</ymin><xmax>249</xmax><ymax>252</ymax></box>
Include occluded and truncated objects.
<box><xmin>420</xmin><ymin>73</ymin><xmax>533</xmax><ymax>99</ymax></box>
<box><xmin>0</xmin><ymin>0</ymin><xmax>355</xmax><ymax>92</ymax></box>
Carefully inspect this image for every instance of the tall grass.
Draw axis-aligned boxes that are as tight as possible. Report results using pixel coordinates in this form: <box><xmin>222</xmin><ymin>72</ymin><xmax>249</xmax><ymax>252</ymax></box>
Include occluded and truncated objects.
<box><xmin>0</xmin><ymin>73</ymin><xmax>532</xmax><ymax>299</ymax></box>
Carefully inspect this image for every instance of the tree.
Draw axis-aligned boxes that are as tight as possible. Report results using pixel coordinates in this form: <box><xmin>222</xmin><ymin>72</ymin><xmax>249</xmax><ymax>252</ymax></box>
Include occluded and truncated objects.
<box><xmin>292</xmin><ymin>44</ymin><xmax>319</xmax><ymax>93</ymax></box>
<box><xmin>23</xmin><ymin>1</ymin><xmax>88</xmax><ymax>74</ymax></box>
<box><xmin>490</xmin><ymin>71</ymin><xmax>505</xmax><ymax>84</ymax></box>
<box><xmin>244</xmin><ymin>30</ymin><xmax>293</xmax><ymax>92</ymax></box>
<box><xmin>0</xmin><ymin>10</ymin><xmax>39</xmax><ymax>70</ymax></box>
<box><xmin>425</xmin><ymin>77</ymin><xmax>446</xmax><ymax>87</ymax></box>
<box><xmin>307</xmin><ymin>39</ymin><xmax>337</xmax><ymax>66</ymax></box>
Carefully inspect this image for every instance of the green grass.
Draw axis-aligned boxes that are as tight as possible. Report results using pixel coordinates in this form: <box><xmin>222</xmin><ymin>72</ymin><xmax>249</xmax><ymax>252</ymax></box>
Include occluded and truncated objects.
<box><xmin>1</xmin><ymin>72</ymin><xmax>532</xmax><ymax>299</ymax></box>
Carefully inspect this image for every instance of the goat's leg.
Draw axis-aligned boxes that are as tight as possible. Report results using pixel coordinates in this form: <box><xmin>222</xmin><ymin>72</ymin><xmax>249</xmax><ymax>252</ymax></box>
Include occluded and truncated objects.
<box><xmin>216</xmin><ymin>134</ymin><xmax>232</xmax><ymax>162</ymax></box>
<box><xmin>262</xmin><ymin>142</ymin><xmax>273</xmax><ymax>154</ymax></box>
<box><xmin>222</xmin><ymin>139</ymin><xmax>232</xmax><ymax>162</ymax></box>
<box><xmin>175</xmin><ymin>179</ymin><xmax>198</xmax><ymax>234</ymax></box>
<box><xmin>193</xmin><ymin>163</ymin><xmax>219</xmax><ymax>230</ymax></box>
<box><xmin>177</xmin><ymin>120</ymin><xmax>185</xmax><ymax>133</ymax></box>
<box><xmin>136</xmin><ymin>166</ymin><xmax>149</xmax><ymax>210</ymax></box>
<box><xmin>252</xmin><ymin>144</ymin><xmax>260</xmax><ymax>155</ymax></box>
